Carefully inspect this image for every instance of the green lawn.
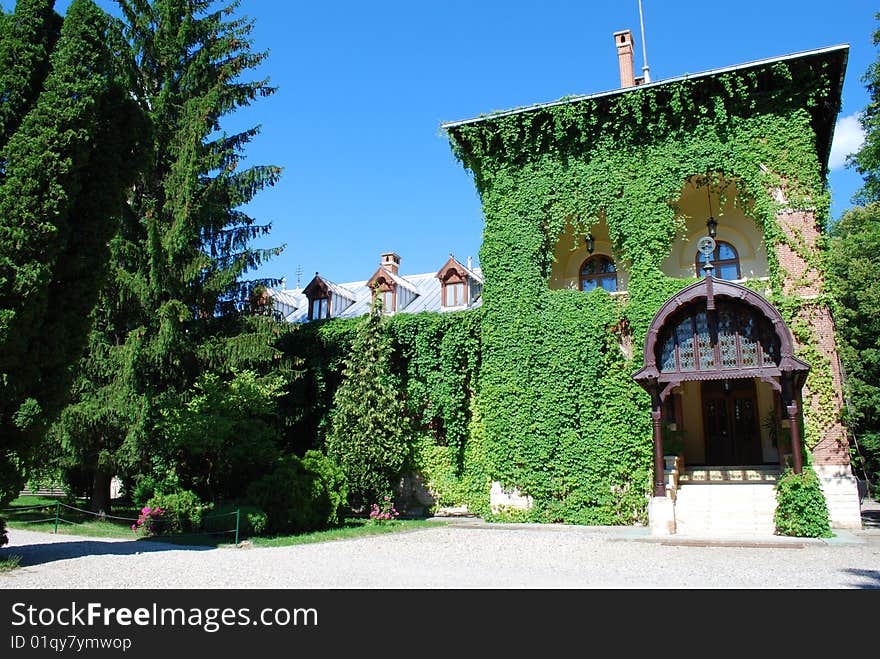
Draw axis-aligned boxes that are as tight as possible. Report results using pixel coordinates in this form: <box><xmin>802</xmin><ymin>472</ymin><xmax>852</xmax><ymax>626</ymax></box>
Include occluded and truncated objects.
<box><xmin>248</xmin><ymin>519</ymin><xmax>441</xmax><ymax>547</ymax></box>
<box><xmin>4</xmin><ymin>496</ymin><xmax>141</xmax><ymax>539</ymax></box>
<box><xmin>4</xmin><ymin>496</ymin><xmax>443</xmax><ymax>547</ymax></box>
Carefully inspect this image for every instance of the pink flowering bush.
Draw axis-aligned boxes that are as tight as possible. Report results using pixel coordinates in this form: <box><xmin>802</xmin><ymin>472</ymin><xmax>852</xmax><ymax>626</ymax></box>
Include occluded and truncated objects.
<box><xmin>131</xmin><ymin>506</ymin><xmax>165</xmax><ymax>538</ymax></box>
<box><xmin>368</xmin><ymin>496</ymin><xmax>399</xmax><ymax>524</ymax></box>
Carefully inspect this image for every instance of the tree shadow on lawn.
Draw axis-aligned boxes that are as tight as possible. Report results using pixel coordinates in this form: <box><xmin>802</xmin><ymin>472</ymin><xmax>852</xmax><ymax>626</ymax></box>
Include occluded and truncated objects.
<box><xmin>0</xmin><ymin>535</ymin><xmax>214</xmax><ymax>569</ymax></box>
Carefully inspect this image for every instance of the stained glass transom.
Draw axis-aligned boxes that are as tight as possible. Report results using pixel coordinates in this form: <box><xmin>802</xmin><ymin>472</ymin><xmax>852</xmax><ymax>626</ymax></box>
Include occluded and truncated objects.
<box><xmin>657</xmin><ymin>301</ymin><xmax>781</xmax><ymax>374</ymax></box>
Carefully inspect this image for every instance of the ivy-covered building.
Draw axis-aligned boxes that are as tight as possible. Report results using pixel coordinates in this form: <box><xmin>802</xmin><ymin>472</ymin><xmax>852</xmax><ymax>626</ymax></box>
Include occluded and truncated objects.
<box><xmin>439</xmin><ymin>30</ymin><xmax>862</xmax><ymax>533</ymax></box>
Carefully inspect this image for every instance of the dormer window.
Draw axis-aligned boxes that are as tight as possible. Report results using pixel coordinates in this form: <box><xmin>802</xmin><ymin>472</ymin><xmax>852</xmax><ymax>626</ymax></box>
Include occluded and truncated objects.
<box><xmin>444</xmin><ymin>282</ymin><xmax>465</xmax><ymax>307</ymax></box>
<box><xmin>301</xmin><ymin>273</ymin><xmax>355</xmax><ymax>321</ymax></box>
<box><xmin>382</xmin><ymin>288</ymin><xmax>395</xmax><ymax>313</ymax></box>
<box><xmin>367</xmin><ymin>251</ymin><xmax>418</xmax><ymax>314</ymax></box>
<box><xmin>580</xmin><ymin>255</ymin><xmax>617</xmax><ymax>292</ymax></box>
<box><xmin>310</xmin><ymin>297</ymin><xmax>329</xmax><ymax>320</ymax></box>
<box><xmin>437</xmin><ymin>254</ymin><xmax>481</xmax><ymax>310</ymax></box>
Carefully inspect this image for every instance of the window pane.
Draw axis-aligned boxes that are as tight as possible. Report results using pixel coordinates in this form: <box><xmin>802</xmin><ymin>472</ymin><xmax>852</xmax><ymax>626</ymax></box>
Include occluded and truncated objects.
<box><xmin>695</xmin><ymin>311</ymin><xmax>715</xmax><ymax>369</ymax></box>
<box><xmin>718</xmin><ymin>308</ymin><xmax>738</xmax><ymax>369</ymax></box>
<box><xmin>740</xmin><ymin>313</ymin><xmax>759</xmax><ymax>367</ymax></box>
<box><xmin>581</xmin><ymin>279</ymin><xmax>597</xmax><ymax>292</ymax></box>
<box><xmin>660</xmin><ymin>334</ymin><xmax>677</xmax><ymax>372</ymax></box>
<box><xmin>718</xmin><ymin>242</ymin><xmax>737</xmax><ymax>260</ymax></box>
<box><xmin>675</xmin><ymin>319</ymin><xmax>696</xmax><ymax>371</ymax></box>
<box><xmin>719</xmin><ymin>263</ymin><xmax>739</xmax><ymax>280</ymax></box>
<box><xmin>599</xmin><ymin>258</ymin><xmax>616</xmax><ymax>274</ymax></box>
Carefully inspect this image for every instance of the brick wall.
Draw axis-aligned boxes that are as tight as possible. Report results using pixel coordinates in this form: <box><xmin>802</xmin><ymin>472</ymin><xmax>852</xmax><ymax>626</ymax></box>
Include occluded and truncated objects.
<box><xmin>774</xmin><ymin>207</ymin><xmax>849</xmax><ymax>466</ymax></box>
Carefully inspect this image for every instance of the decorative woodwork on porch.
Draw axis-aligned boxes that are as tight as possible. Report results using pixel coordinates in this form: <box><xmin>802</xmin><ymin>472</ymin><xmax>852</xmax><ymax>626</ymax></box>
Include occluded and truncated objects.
<box><xmin>633</xmin><ymin>276</ymin><xmax>810</xmax><ymax>497</ymax></box>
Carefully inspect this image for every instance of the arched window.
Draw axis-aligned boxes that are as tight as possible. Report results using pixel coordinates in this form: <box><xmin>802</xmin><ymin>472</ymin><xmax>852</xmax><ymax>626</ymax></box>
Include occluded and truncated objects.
<box><xmin>695</xmin><ymin>241</ymin><xmax>740</xmax><ymax>281</ymax></box>
<box><xmin>580</xmin><ymin>255</ymin><xmax>617</xmax><ymax>292</ymax></box>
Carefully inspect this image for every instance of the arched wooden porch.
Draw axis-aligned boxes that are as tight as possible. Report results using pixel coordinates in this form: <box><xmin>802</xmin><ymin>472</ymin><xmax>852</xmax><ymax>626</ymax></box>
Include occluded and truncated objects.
<box><xmin>633</xmin><ymin>276</ymin><xmax>810</xmax><ymax>498</ymax></box>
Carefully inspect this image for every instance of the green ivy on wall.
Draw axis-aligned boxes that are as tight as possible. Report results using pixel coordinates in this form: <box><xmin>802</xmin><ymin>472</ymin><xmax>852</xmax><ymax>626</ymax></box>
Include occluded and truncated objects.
<box><xmin>278</xmin><ymin>55</ymin><xmax>843</xmax><ymax>525</ymax></box>
<box><xmin>443</xmin><ymin>55</ymin><xmax>841</xmax><ymax>522</ymax></box>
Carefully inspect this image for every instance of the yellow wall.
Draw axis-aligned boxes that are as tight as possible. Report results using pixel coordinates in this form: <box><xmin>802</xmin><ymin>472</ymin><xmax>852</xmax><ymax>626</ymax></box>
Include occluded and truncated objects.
<box><xmin>755</xmin><ymin>380</ymin><xmax>779</xmax><ymax>464</ymax></box>
<box><xmin>660</xmin><ymin>179</ymin><xmax>770</xmax><ymax>281</ymax></box>
<box><xmin>548</xmin><ymin>178</ymin><xmax>770</xmax><ymax>290</ymax></box>
<box><xmin>548</xmin><ymin>218</ymin><xmax>629</xmax><ymax>291</ymax></box>
<box><xmin>679</xmin><ymin>381</ymin><xmax>705</xmax><ymax>464</ymax></box>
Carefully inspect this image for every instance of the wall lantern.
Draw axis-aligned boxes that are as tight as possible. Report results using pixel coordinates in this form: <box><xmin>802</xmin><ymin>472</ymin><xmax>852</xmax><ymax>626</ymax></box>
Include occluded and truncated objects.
<box><xmin>706</xmin><ymin>216</ymin><xmax>718</xmax><ymax>239</ymax></box>
<box><xmin>705</xmin><ymin>183</ymin><xmax>718</xmax><ymax>238</ymax></box>
<box><xmin>585</xmin><ymin>233</ymin><xmax>595</xmax><ymax>254</ymax></box>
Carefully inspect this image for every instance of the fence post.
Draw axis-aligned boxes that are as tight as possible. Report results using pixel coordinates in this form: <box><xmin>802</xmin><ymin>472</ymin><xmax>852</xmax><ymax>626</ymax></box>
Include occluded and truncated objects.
<box><xmin>235</xmin><ymin>509</ymin><xmax>240</xmax><ymax>546</ymax></box>
<box><xmin>54</xmin><ymin>501</ymin><xmax>60</xmax><ymax>534</ymax></box>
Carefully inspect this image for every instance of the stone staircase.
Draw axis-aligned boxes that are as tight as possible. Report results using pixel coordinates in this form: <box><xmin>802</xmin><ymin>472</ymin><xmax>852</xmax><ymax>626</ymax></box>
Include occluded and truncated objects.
<box><xmin>673</xmin><ymin>466</ymin><xmax>780</xmax><ymax>536</ymax></box>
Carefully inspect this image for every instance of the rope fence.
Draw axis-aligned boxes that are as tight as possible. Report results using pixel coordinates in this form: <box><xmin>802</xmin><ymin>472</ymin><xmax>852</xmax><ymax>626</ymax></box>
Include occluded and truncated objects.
<box><xmin>2</xmin><ymin>501</ymin><xmax>241</xmax><ymax>544</ymax></box>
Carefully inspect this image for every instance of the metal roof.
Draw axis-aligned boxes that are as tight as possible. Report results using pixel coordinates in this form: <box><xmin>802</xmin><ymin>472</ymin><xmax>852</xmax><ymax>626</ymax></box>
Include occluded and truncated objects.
<box><xmin>267</xmin><ymin>260</ymin><xmax>483</xmax><ymax>323</ymax></box>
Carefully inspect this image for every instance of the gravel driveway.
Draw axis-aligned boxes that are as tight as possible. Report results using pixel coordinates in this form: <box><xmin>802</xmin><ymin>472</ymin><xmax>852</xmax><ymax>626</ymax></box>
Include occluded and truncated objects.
<box><xmin>2</xmin><ymin>521</ymin><xmax>879</xmax><ymax>589</ymax></box>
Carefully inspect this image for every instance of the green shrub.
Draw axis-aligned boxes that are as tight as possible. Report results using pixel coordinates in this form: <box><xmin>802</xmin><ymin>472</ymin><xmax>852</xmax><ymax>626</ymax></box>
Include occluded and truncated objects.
<box><xmin>774</xmin><ymin>468</ymin><xmax>832</xmax><ymax>538</ymax></box>
<box><xmin>247</xmin><ymin>451</ymin><xmax>348</xmax><ymax>534</ymax></box>
<box><xmin>131</xmin><ymin>474</ymin><xmax>176</xmax><ymax>506</ymax></box>
<box><xmin>301</xmin><ymin>451</ymin><xmax>348</xmax><ymax>526</ymax></box>
<box><xmin>147</xmin><ymin>490</ymin><xmax>204</xmax><ymax>534</ymax></box>
<box><xmin>1</xmin><ymin>517</ymin><xmax>6</xmax><ymax>548</ymax></box>
<box><xmin>244</xmin><ymin>508</ymin><xmax>268</xmax><ymax>536</ymax></box>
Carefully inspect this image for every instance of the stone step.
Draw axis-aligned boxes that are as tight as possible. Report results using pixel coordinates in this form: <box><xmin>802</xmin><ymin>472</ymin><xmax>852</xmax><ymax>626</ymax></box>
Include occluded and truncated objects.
<box><xmin>674</xmin><ymin>482</ymin><xmax>777</xmax><ymax>536</ymax></box>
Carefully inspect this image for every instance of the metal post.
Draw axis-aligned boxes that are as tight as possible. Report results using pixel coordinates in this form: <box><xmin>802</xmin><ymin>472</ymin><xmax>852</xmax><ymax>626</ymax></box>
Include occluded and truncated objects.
<box><xmin>234</xmin><ymin>509</ymin><xmax>240</xmax><ymax>546</ymax></box>
<box><xmin>54</xmin><ymin>501</ymin><xmax>60</xmax><ymax>534</ymax></box>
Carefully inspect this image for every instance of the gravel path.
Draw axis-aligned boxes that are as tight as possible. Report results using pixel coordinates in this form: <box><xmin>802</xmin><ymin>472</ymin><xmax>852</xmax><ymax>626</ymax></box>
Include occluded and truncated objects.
<box><xmin>2</xmin><ymin>521</ymin><xmax>879</xmax><ymax>588</ymax></box>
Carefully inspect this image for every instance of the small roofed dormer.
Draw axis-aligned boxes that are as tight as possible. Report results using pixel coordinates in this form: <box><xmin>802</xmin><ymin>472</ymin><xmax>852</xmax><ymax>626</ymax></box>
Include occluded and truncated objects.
<box><xmin>367</xmin><ymin>252</ymin><xmax>418</xmax><ymax>314</ymax></box>
<box><xmin>437</xmin><ymin>254</ymin><xmax>483</xmax><ymax>310</ymax></box>
<box><xmin>302</xmin><ymin>273</ymin><xmax>356</xmax><ymax>320</ymax></box>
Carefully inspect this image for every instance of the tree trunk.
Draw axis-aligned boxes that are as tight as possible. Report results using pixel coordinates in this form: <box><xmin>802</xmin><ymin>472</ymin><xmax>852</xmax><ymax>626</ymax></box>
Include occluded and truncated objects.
<box><xmin>90</xmin><ymin>469</ymin><xmax>112</xmax><ymax>516</ymax></box>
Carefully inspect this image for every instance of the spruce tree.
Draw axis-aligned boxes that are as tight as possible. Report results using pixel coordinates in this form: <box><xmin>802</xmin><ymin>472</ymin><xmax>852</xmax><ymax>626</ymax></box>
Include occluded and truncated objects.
<box><xmin>0</xmin><ymin>0</ymin><xmax>61</xmax><ymax>149</ymax></box>
<box><xmin>0</xmin><ymin>0</ymin><xmax>143</xmax><ymax>539</ymax></box>
<box><xmin>326</xmin><ymin>292</ymin><xmax>412</xmax><ymax>510</ymax></box>
<box><xmin>54</xmin><ymin>0</ymin><xmax>284</xmax><ymax>511</ymax></box>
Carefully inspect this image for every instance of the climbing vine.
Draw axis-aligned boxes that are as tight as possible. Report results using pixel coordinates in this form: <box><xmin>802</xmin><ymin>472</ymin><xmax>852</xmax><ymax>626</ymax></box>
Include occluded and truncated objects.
<box><xmin>278</xmin><ymin>54</ymin><xmax>844</xmax><ymax>525</ymax></box>
<box><xmin>443</xmin><ymin>54</ymin><xmax>843</xmax><ymax>522</ymax></box>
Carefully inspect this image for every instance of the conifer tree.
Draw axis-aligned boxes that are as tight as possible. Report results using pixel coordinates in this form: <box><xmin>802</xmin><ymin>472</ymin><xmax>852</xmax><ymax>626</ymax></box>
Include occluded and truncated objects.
<box><xmin>0</xmin><ymin>0</ymin><xmax>143</xmax><ymax>540</ymax></box>
<box><xmin>326</xmin><ymin>292</ymin><xmax>412</xmax><ymax>510</ymax></box>
<box><xmin>832</xmin><ymin>15</ymin><xmax>880</xmax><ymax>493</ymax></box>
<box><xmin>54</xmin><ymin>0</ymin><xmax>284</xmax><ymax>511</ymax></box>
<box><xmin>0</xmin><ymin>0</ymin><xmax>61</xmax><ymax>148</ymax></box>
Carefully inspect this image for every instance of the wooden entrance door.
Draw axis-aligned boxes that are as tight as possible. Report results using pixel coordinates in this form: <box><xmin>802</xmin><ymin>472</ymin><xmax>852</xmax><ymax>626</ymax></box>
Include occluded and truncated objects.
<box><xmin>701</xmin><ymin>379</ymin><xmax>761</xmax><ymax>465</ymax></box>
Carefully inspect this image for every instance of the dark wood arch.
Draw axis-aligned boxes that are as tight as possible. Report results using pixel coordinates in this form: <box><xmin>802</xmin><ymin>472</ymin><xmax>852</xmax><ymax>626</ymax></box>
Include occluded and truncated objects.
<box><xmin>632</xmin><ymin>276</ymin><xmax>810</xmax><ymax>495</ymax></box>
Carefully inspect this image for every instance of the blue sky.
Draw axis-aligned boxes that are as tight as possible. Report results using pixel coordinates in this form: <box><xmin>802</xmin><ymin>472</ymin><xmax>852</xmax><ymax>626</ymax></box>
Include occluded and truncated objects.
<box><xmin>12</xmin><ymin>0</ymin><xmax>880</xmax><ymax>285</ymax></box>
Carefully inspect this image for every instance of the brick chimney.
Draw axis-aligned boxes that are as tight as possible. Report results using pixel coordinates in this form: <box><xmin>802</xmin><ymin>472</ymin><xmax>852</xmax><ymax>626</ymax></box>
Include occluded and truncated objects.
<box><xmin>614</xmin><ymin>29</ymin><xmax>635</xmax><ymax>88</ymax></box>
<box><xmin>381</xmin><ymin>252</ymin><xmax>401</xmax><ymax>275</ymax></box>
